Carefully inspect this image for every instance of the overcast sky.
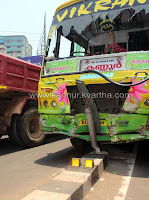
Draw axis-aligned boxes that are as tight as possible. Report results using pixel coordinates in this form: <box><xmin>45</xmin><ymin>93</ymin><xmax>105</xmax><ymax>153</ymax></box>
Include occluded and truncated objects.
<box><xmin>0</xmin><ymin>0</ymin><xmax>67</xmax><ymax>56</ymax></box>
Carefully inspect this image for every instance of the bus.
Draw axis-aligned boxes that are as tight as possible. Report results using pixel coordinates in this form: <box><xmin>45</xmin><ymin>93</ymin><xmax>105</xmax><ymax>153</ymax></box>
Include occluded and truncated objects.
<box><xmin>38</xmin><ymin>0</ymin><xmax>149</xmax><ymax>152</ymax></box>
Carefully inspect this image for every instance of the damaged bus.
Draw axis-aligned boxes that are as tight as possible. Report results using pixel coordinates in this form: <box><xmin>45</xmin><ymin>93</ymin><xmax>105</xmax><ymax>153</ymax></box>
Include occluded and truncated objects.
<box><xmin>38</xmin><ymin>0</ymin><xmax>149</xmax><ymax>152</ymax></box>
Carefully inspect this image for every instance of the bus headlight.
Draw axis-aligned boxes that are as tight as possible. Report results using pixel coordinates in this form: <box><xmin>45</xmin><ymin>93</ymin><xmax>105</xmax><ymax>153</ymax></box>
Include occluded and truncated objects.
<box><xmin>144</xmin><ymin>98</ymin><xmax>149</xmax><ymax>106</ymax></box>
<box><xmin>43</xmin><ymin>100</ymin><xmax>48</xmax><ymax>107</ymax></box>
<box><xmin>51</xmin><ymin>100</ymin><xmax>57</xmax><ymax>107</ymax></box>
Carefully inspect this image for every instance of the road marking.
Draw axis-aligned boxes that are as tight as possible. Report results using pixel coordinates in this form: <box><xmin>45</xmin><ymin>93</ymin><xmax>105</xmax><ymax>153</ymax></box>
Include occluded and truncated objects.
<box><xmin>114</xmin><ymin>142</ymin><xmax>139</xmax><ymax>200</ymax></box>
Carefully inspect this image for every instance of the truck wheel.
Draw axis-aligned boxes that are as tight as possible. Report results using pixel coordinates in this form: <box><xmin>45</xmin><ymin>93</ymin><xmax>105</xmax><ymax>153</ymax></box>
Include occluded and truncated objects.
<box><xmin>18</xmin><ymin>108</ymin><xmax>46</xmax><ymax>147</ymax></box>
<box><xmin>8</xmin><ymin>114</ymin><xmax>25</xmax><ymax>146</ymax></box>
<box><xmin>70</xmin><ymin>137</ymin><xmax>89</xmax><ymax>151</ymax></box>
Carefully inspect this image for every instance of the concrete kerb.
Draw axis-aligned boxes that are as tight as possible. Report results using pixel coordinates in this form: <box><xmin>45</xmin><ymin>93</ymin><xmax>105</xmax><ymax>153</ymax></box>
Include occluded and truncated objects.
<box><xmin>21</xmin><ymin>151</ymin><xmax>109</xmax><ymax>200</ymax></box>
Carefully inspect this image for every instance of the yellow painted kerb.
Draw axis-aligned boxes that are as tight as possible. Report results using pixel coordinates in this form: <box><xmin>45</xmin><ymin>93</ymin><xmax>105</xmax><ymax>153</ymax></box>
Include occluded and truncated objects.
<box><xmin>55</xmin><ymin>0</ymin><xmax>82</xmax><ymax>15</ymax></box>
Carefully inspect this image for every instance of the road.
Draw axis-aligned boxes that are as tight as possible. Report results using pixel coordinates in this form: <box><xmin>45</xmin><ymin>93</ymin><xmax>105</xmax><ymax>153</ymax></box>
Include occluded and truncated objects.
<box><xmin>0</xmin><ymin>135</ymin><xmax>85</xmax><ymax>200</ymax></box>
<box><xmin>84</xmin><ymin>141</ymin><xmax>149</xmax><ymax>200</ymax></box>
<box><xmin>0</xmin><ymin>136</ymin><xmax>149</xmax><ymax>200</ymax></box>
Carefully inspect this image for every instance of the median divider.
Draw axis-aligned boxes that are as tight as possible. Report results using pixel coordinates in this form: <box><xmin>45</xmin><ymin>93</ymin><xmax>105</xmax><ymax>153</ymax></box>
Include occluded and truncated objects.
<box><xmin>21</xmin><ymin>151</ymin><xmax>108</xmax><ymax>200</ymax></box>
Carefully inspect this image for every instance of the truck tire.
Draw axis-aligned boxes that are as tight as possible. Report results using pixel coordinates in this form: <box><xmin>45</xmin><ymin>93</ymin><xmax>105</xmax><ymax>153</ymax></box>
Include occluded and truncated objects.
<box><xmin>18</xmin><ymin>108</ymin><xmax>46</xmax><ymax>147</ymax></box>
<box><xmin>8</xmin><ymin>114</ymin><xmax>25</xmax><ymax>146</ymax></box>
<box><xmin>70</xmin><ymin>137</ymin><xmax>89</xmax><ymax>151</ymax></box>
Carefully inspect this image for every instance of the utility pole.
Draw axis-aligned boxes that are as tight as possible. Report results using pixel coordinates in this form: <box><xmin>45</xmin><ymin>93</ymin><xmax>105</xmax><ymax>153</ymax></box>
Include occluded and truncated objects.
<box><xmin>44</xmin><ymin>13</ymin><xmax>46</xmax><ymax>49</ymax></box>
<box><xmin>37</xmin><ymin>13</ymin><xmax>46</xmax><ymax>55</ymax></box>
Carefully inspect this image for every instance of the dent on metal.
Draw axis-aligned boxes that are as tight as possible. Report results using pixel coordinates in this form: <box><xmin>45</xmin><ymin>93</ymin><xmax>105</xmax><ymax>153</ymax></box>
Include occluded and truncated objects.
<box><xmin>40</xmin><ymin>115</ymin><xmax>48</xmax><ymax>127</ymax></box>
<box><xmin>137</xmin><ymin>125</ymin><xmax>148</xmax><ymax>135</ymax></box>
<box><xmin>70</xmin><ymin>127</ymin><xmax>77</xmax><ymax>135</ymax></box>
<box><xmin>111</xmin><ymin>136</ymin><xmax>120</xmax><ymax>143</ymax></box>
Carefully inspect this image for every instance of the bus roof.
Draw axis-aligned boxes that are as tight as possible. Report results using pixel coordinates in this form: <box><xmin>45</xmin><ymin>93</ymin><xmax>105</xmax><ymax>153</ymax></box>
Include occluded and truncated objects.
<box><xmin>50</xmin><ymin>0</ymin><xmax>149</xmax><ymax>38</ymax></box>
<box><xmin>55</xmin><ymin>0</ymin><xmax>81</xmax><ymax>15</ymax></box>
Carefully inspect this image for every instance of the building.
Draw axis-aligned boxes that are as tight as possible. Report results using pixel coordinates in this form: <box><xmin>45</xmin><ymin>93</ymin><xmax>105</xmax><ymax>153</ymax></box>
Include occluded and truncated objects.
<box><xmin>0</xmin><ymin>35</ymin><xmax>32</xmax><ymax>58</ymax></box>
<box><xmin>0</xmin><ymin>36</ymin><xmax>6</xmax><ymax>54</ymax></box>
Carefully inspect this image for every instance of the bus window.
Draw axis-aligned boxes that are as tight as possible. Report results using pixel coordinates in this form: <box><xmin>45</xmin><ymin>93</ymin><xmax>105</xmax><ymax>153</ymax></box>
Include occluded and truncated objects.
<box><xmin>48</xmin><ymin>31</ymin><xmax>57</xmax><ymax>58</ymax></box>
<box><xmin>74</xmin><ymin>43</ymin><xmax>85</xmax><ymax>56</ymax></box>
<box><xmin>59</xmin><ymin>36</ymin><xmax>71</xmax><ymax>58</ymax></box>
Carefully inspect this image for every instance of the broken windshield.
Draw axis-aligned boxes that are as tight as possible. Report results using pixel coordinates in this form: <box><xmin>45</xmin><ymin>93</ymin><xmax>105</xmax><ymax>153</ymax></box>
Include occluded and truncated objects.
<box><xmin>42</xmin><ymin>0</ymin><xmax>149</xmax><ymax>75</ymax></box>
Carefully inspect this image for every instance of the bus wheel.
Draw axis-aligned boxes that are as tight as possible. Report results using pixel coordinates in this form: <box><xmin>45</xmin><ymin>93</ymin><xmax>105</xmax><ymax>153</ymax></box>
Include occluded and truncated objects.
<box><xmin>18</xmin><ymin>108</ymin><xmax>46</xmax><ymax>147</ymax></box>
<box><xmin>70</xmin><ymin>137</ymin><xmax>89</xmax><ymax>151</ymax></box>
<box><xmin>8</xmin><ymin>114</ymin><xmax>24</xmax><ymax>146</ymax></box>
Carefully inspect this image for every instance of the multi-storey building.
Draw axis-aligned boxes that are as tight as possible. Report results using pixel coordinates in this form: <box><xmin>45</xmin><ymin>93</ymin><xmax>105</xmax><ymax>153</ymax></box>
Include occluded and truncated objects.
<box><xmin>0</xmin><ymin>36</ymin><xmax>6</xmax><ymax>54</ymax></box>
<box><xmin>0</xmin><ymin>35</ymin><xmax>32</xmax><ymax>58</ymax></box>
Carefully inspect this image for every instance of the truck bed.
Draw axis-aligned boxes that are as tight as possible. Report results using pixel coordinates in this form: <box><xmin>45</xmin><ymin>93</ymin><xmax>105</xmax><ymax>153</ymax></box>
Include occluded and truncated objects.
<box><xmin>0</xmin><ymin>53</ymin><xmax>41</xmax><ymax>93</ymax></box>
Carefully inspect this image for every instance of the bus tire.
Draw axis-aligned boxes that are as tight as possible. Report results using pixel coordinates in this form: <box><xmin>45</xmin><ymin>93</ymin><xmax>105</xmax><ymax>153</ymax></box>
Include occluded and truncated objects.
<box><xmin>18</xmin><ymin>108</ymin><xmax>46</xmax><ymax>147</ymax></box>
<box><xmin>70</xmin><ymin>137</ymin><xmax>89</xmax><ymax>151</ymax></box>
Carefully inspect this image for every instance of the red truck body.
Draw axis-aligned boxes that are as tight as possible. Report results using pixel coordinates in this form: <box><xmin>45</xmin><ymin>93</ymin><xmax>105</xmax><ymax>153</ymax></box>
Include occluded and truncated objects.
<box><xmin>0</xmin><ymin>53</ymin><xmax>41</xmax><ymax>93</ymax></box>
<box><xmin>0</xmin><ymin>53</ymin><xmax>45</xmax><ymax>147</ymax></box>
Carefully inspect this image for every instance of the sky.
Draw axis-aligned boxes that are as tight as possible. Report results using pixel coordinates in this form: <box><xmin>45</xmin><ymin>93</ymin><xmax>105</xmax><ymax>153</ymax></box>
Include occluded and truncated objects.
<box><xmin>0</xmin><ymin>0</ymin><xmax>67</xmax><ymax>56</ymax></box>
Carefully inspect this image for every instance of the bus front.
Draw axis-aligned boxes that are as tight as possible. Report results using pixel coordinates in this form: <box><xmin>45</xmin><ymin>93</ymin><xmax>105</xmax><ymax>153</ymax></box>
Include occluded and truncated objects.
<box><xmin>38</xmin><ymin>0</ymin><xmax>149</xmax><ymax>150</ymax></box>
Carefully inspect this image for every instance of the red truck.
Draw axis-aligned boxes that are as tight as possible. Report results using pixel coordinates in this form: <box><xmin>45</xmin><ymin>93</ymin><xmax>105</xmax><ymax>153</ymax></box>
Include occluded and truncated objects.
<box><xmin>0</xmin><ymin>53</ymin><xmax>45</xmax><ymax>147</ymax></box>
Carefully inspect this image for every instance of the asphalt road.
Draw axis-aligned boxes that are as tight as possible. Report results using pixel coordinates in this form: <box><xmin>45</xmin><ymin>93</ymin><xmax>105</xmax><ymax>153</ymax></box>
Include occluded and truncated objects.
<box><xmin>0</xmin><ymin>135</ymin><xmax>85</xmax><ymax>200</ymax></box>
<box><xmin>1</xmin><ymin>136</ymin><xmax>149</xmax><ymax>200</ymax></box>
<box><xmin>84</xmin><ymin>141</ymin><xmax>149</xmax><ymax>200</ymax></box>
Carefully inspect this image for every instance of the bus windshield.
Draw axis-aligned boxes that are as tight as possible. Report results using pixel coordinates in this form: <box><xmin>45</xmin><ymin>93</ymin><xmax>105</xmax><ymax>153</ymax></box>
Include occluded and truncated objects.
<box><xmin>43</xmin><ymin>0</ymin><xmax>149</xmax><ymax>75</ymax></box>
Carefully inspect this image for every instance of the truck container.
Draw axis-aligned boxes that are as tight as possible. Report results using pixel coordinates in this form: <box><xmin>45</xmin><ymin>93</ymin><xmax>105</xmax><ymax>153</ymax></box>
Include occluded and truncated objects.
<box><xmin>0</xmin><ymin>53</ymin><xmax>45</xmax><ymax>147</ymax></box>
